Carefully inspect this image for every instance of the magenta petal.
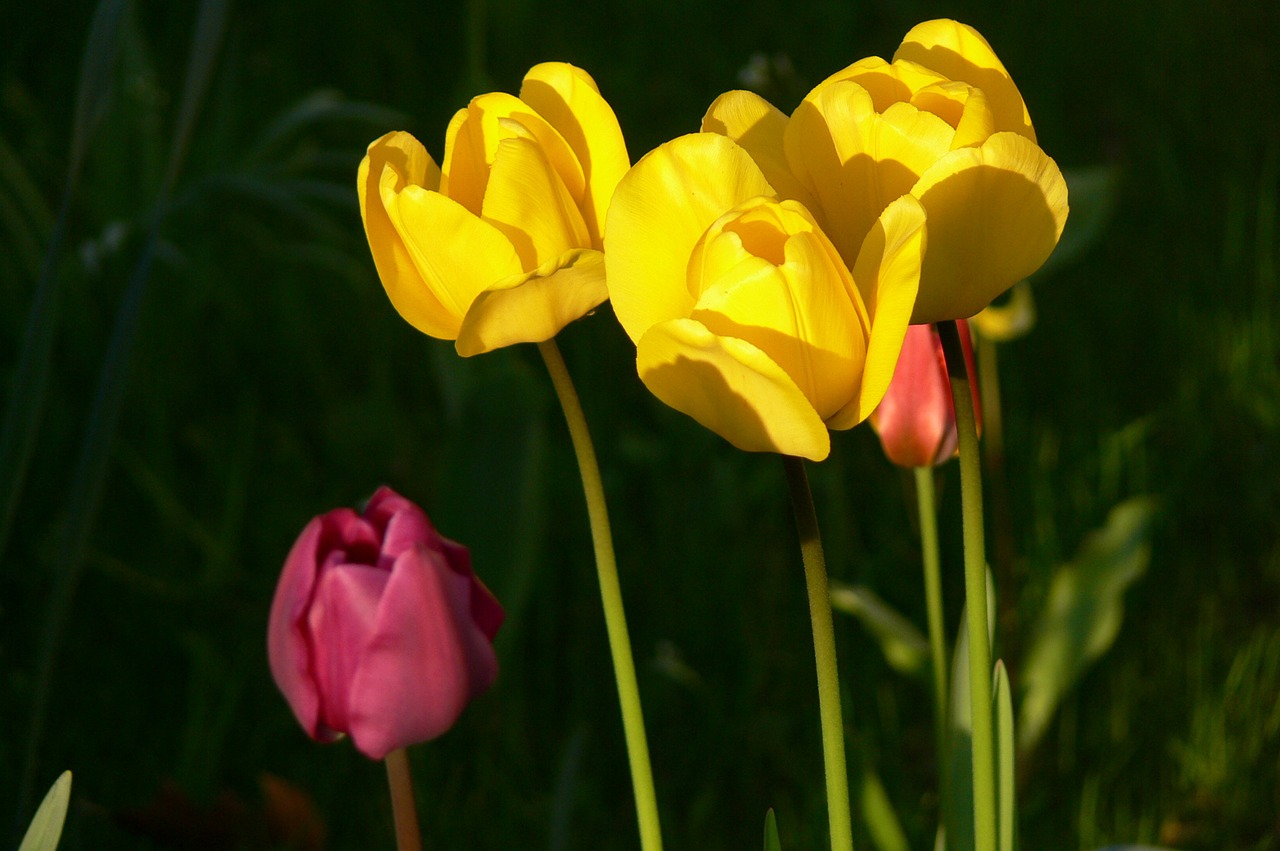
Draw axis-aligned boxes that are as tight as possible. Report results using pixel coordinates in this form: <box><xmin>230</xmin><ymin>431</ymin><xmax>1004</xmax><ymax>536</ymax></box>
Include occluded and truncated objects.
<box><xmin>345</xmin><ymin>545</ymin><xmax>497</xmax><ymax>759</ymax></box>
<box><xmin>438</xmin><ymin>536</ymin><xmax>506</xmax><ymax>641</ymax></box>
<box><xmin>267</xmin><ymin>517</ymin><xmax>328</xmax><ymax>739</ymax></box>
<box><xmin>365</xmin><ymin>486</ymin><xmax>436</xmax><ymax>564</ymax></box>
<box><xmin>308</xmin><ymin>563</ymin><xmax>391</xmax><ymax>738</ymax></box>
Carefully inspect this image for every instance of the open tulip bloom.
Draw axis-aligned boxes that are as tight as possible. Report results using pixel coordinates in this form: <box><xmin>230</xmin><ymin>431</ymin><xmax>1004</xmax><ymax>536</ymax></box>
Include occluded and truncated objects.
<box><xmin>358</xmin><ymin>62</ymin><xmax>629</xmax><ymax>356</ymax></box>
<box><xmin>606</xmin><ymin>132</ymin><xmax>925</xmax><ymax>462</ymax></box>
<box><xmin>702</xmin><ymin>19</ymin><xmax>1068</xmax><ymax>324</ymax></box>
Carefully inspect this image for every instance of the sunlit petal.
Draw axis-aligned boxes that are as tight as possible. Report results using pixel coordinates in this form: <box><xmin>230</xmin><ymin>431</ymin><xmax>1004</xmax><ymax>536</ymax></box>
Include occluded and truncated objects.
<box><xmin>358</xmin><ymin>132</ymin><xmax>456</xmax><ymax>338</ymax></box>
<box><xmin>636</xmin><ymin>318</ymin><xmax>831</xmax><ymax>460</ymax></box>
<box><xmin>816</xmin><ymin>55</ymin><xmax>947</xmax><ymax>111</ymax></box>
<box><xmin>911</xmin><ymin>81</ymin><xmax>995</xmax><ymax>148</ymax></box>
<box><xmin>384</xmin><ymin>184</ymin><xmax>523</xmax><ymax>339</ymax></box>
<box><xmin>440</xmin><ymin>92</ymin><xmax>586</xmax><ymax>217</ymax></box>
<box><xmin>481</xmin><ymin>136</ymin><xmax>590</xmax><ymax>268</ymax></box>
<box><xmin>894</xmin><ymin>19</ymin><xmax>1036</xmax><ymax>141</ymax></box>
<box><xmin>702</xmin><ymin>90</ymin><xmax>818</xmax><ymax>211</ymax></box>
<box><xmin>828</xmin><ymin>194</ymin><xmax>926</xmax><ymax>429</ymax></box>
<box><xmin>519</xmin><ymin>62</ymin><xmax>630</xmax><ymax>247</ymax></box>
<box><xmin>456</xmin><ymin>249</ymin><xmax>608</xmax><ymax>356</ymax></box>
<box><xmin>909</xmin><ymin>131</ymin><xmax>1068</xmax><ymax>323</ymax></box>
<box><xmin>605</xmin><ymin>133</ymin><xmax>775</xmax><ymax>343</ymax></box>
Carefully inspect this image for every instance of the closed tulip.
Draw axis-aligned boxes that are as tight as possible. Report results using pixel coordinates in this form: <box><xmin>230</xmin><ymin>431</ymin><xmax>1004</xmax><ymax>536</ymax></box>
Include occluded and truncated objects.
<box><xmin>358</xmin><ymin>63</ymin><xmax>630</xmax><ymax>356</ymax></box>
<box><xmin>605</xmin><ymin>132</ymin><xmax>925</xmax><ymax>462</ymax></box>
<box><xmin>871</xmin><ymin>320</ymin><xmax>981</xmax><ymax>468</ymax></box>
<box><xmin>267</xmin><ymin>487</ymin><xmax>504</xmax><ymax>760</ymax></box>
<box><xmin>703</xmin><ymin>19</ymin><xmax>1068</xmax><ymax>324</ymax></box>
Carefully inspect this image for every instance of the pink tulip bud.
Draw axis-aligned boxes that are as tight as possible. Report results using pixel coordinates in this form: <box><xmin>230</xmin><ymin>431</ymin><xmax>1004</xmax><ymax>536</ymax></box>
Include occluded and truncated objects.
<box><xmin>268</xmin><ymin>487</ymin><xmax>503</xmax><ymax>759</ymax></box>
<box><xmin>871</xmin><ymin>321</ymin><xmax>982</xmax><ymax>469</ymax></box>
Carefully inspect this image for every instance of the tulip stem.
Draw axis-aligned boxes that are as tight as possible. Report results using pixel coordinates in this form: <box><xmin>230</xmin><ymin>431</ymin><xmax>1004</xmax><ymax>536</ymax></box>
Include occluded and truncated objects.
<box><xmin>385</xmin><ymin>749</ymin><xmax>421</xmax><ymax>851</ymax></box>
<box><xmin>938</xmin><ymin>320</ymin><xmax>996</xmax><ymax>851</ymax></box>
<box><xmin>782</xmin><ymin>455</ymin><xmax>853</xmax><ymax>851</ymax></box>
<box><xmin>913</xmin><ymin>464</ymin><xmax>949</xmax><ymax>809</ymax></box>
<box><xmin>537</xmin><ymin>339</ymin><xmax>664</xmax><ymax>851</ymax></box>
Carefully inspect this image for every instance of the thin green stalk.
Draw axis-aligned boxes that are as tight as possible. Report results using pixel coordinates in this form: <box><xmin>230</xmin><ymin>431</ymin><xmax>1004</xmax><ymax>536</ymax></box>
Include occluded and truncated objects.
<box><xmin>537</xmin><ymin>339</ymin><xmax>663</xmax><ymax>851</ymax></box>
<box><xmin>782</xmin><ymin>455</ymin><xmax>853</xmax><ymax>851</ymax></box>
<box><xmin>385</xmin><ymin>749</ymin><xmax>422</xmax><ymax>851</ymax></box>
<box><xmin>938</xmin><ymin>321</ymin><xmax>996</xmax><ymax>851</ymax></box>
<box><xmin>913</xmin><ymin>465</ymin><xmax>949</xmax><ymax>803</ymax></box>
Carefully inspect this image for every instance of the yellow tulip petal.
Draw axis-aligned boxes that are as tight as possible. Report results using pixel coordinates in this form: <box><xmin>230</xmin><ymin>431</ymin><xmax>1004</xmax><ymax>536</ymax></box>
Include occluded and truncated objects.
<box><xmin>827</xmin><ymin>194</ymin><xmax>927</xmax><ymax>429</ymax></box>
<box><xmin>701</xmin><ymin>90</ymin><xmax>818</xmax><ymax>211</ymax></box>
<box><xmin>692</xmin><ymin>228</ymin><xmax>864</xmax><ymax>420</ymax></box>
<box><xmin>358</xmin><ymin>132</ymin><xmax>457</xmax><ymax>338</ymax></box>
<box><xmin>481</xmin><ymin>136</ymin><xmax>591</xmax><ymax>269</ymax></box>
<box><xmin>383</xmin><ymin>183</ymin><xmax>523</xmax><ymax>339</ymax></box>
<box><xmin>605</xmin><ymin>133</ymin><xmax>775</xmax><ymax>343</ymax></box>
<box><xmin>909</xmin><ymin>131</ymin><xmax>1068</xmax><ymax>323</ymax></box>
<box><xmin>815</xmin><ymin>55</ymin><xmax>947</xmax><ymax>112</ymax></box>
<box><xmin>786</xmin><ymin>82</ymin><xmax>950</xmax><ymax>265</ymax></box>
<box><xmin>894</xmin><ymin>19</ymin><xmax>1036</xmax><ymax>141</ymax></box>
<box><xmin>455</xmin><ymin>249</ymin><xmax>608</xmax><ymax>356</ymax></box>
<box><xmin>519</xmin><ymin>62</ymin><xmax>630</xmax><ymax>247</ymax></box>
<box><xmin>636</xmin><ymin>318</ymin><xmax>831</xmax><ymax>461</ymax></box>
<box><xmin>912</xmin><ymin>82</ymin><xmax>996</xmax><ymax>148</ymax></box>
<box><xmin>441</xmin><ymin>92</ymin><xmax>586</xmax><ymax>217</ymax></box>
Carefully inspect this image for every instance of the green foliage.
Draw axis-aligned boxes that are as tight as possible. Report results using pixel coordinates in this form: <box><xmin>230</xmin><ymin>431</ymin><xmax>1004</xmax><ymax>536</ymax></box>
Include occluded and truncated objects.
<box><xmin>1018</xmin><ymin>498</ymin><xmax>1159</xmax><ymax>755</ymax></box>
<box><xmin>830</xmin><ymin>583</ymin><xmax>930</xmax><ymax>682</ymax></box>
<box><xmin>764</xmin><ymin>809</ymin><xmax>782</xmax><ymax>851</ymax></box>
<box><xmin>993</xmin><ymin>662</ymin><xmax>1016</xmax><ymax>851</ymax></box>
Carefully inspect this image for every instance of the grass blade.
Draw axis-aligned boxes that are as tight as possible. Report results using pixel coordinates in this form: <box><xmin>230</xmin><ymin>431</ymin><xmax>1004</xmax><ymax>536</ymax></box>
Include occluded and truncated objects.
<box><xmin>17</xmin><ymin>771</ymin><xmax>71</xmax><ymax>851</ymax></box>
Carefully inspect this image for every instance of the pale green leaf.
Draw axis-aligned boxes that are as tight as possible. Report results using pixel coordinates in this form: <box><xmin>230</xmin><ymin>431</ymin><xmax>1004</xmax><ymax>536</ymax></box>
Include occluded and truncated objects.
<box><xmin>18</xmin><ymin>771</ymin><xmax>72</xmax><ymax>851</ymax></box>
<box><xmin>830</xmin><ymin>583</ymin><xmax>929</xmax><ymax>681</ymax></box>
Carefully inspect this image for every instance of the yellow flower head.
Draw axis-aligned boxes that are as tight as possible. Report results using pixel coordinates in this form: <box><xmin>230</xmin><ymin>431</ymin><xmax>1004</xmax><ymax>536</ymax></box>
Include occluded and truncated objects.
<box><xmin>605</xmin><ymin>133</ymin><xmax>925</xmax><ymax>461</ymax></box>
<box><xmin>703</xmin><ymin>20</ymin><xmax>1068</xmax><ymax>323</ymax></box>
<box><xmin>358</xmin><ymin>63</ymin><xmax>630</xmax><ymax>355</ymax></box>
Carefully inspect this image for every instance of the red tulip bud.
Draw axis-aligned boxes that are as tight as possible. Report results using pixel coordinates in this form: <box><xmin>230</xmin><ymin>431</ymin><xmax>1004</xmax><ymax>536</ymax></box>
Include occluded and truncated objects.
<box><xmin>871</xmin><ymin>321</ymin><xmax>981</xmax><ymax>468</ymax></box>
<box><xmin>268</xmin><ymin>487</ymin><xmax>503</xmax><ymax>759</ymax></box>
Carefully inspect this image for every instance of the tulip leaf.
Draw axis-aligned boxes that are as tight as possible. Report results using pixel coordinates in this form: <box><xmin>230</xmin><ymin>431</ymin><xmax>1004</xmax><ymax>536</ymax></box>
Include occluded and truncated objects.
<box><xmin>829</xmin><ymin>583</ymin><xmax>929</xmax><ymax>681</ymax></box>
<box><xmin>1034</xmin><ymin>164</ymin><xmax>1121</xmax><ymax>280</ymax></box>
<box><xmin>18</xmin><ymin>771</ymin><xmax>72</xmax><ymax>851</ymax></box>
<box><xmin>763</xmin><ymin>808</ymin><xmax>782</xmax><ymax>851</ymax></box>
<box><xmin>857</xmin><ymin>761</ymin><xmax>910</xmax><ymax>851</ymax></box>
<box><xmin>1018</xmin><ymin>498</ymin><xmax>1158</xmax><ymax>754</ymax></box>
<box><xmin>943</xmin><ymin>569</ymin><xmax>996</xmax><ymax>851</ymax></box>
<box><xmin>993</xmin><ymin>661</ymin><xmax>1016</xmax><ymax>851</ymax></box>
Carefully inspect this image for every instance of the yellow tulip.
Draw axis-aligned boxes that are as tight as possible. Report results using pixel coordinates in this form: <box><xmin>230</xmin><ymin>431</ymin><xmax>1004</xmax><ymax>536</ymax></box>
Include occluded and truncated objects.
<box><xmin>703</xmin><ymin>19</ymin><xmax>1068</xmax><ymax>324</ymax></box>
<box><xmin>358</xmin><ymin>63</ymin><xmax>630</xmax><ymax>355</ymax></box>
<box><xmin>605</xmin><ymin>133</ymin><xmax>925</xmax><ymax>461</ymax></box>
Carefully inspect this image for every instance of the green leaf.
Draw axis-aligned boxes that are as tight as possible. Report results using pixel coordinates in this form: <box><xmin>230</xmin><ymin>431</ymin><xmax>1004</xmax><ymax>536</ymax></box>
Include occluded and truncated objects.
<box><xmin>993</xmin><ymin>661</ymin><xmax>1016</xmax><ymax>851</ymax></box>
<box><xmin>943</xmin><ymin>569</ymin><xmax>995</xmax><ymax>851</ymax></box>
<box><xmin>1092</xmin><ymin>847</ymin><xmax>1179</xmax><ymax>851</ymax></box>
<box><xmin>763</xmin><ymin>809</ymin><xmax>782</xmax><ymax>851</ymax></box>
<box><xmin>1018</xmin><ymin>498</ymin><xmax>1158</xmax><ymax>754</ymax></box>
<box><xmin>18</xmin><ymin>771</ymin><xmax>71</xmax><ymax>851</ymax></box>
<box><xmin>829</xmin><ymin>583</ymin><xmax>929</xmax><ymax>681</ymax></box>
<box><xmin>858</xmin><ymin>763</ymin><xmax>909</xmax><ymax>851</ymax></box>
<box><xmin>1034</xmin><ymin>164</ymin><xmax>1121</xmax><ymax>280</ymax></box>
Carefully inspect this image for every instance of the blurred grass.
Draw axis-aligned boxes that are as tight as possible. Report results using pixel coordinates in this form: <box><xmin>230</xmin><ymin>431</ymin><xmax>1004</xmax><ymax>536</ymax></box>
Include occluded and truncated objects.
<box><xmin>2</xmin><ymin>0</ymin><xmax>1278</xmax><ymax>850</ymax></box>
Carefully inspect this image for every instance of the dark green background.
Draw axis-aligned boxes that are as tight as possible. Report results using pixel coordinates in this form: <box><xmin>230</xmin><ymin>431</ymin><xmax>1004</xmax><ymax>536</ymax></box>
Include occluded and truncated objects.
<box><xmin>2</xmin><ymin>0</ymin><xmax>1278</xmax><ymax>848</ymax></box>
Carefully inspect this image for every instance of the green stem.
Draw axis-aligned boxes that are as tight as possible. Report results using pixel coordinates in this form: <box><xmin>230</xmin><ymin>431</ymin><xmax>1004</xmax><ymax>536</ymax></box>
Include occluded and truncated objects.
<box><xmin>938</xmin><ymin>321</ymin><xmax>996</xmax><ymax>851</ymax></box>
<box><xmin>782</xmin><ymin>455</ymin><xmax>853</xmax><ymax>851</ymax></box>
<box><xmin>385</xmin><ymin>748</ymin><xmax>421</xmax><ymax>851</ymax></box>
<box><xmin>913</xmin><ymin>465</ymin><xmax>949</xmax><ymax>806</ymax></box>
<box><xmin>537</xmin><ymin>339</ymin><xmax>663</xmax><ymax>851</ymax></box>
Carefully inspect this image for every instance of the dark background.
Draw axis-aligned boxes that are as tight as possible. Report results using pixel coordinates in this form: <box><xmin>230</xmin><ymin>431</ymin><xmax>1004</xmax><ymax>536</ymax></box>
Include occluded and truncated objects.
<box><xmin>2</xmin><ymin>0</ymin><xmax>1278</xmax><ymax>848</ymax></box>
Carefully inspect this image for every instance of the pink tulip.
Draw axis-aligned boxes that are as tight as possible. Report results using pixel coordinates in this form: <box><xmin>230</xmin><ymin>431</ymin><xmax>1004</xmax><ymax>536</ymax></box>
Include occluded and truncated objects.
<box><xmin>871</xmin><ymin>321</ymin><xmax>982</xmax><ymax>468</ymax></box>
<box><xmin>268</xmin><ymin>487</ymin><xmax>503</xmax><ymax>759</ymax></box>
